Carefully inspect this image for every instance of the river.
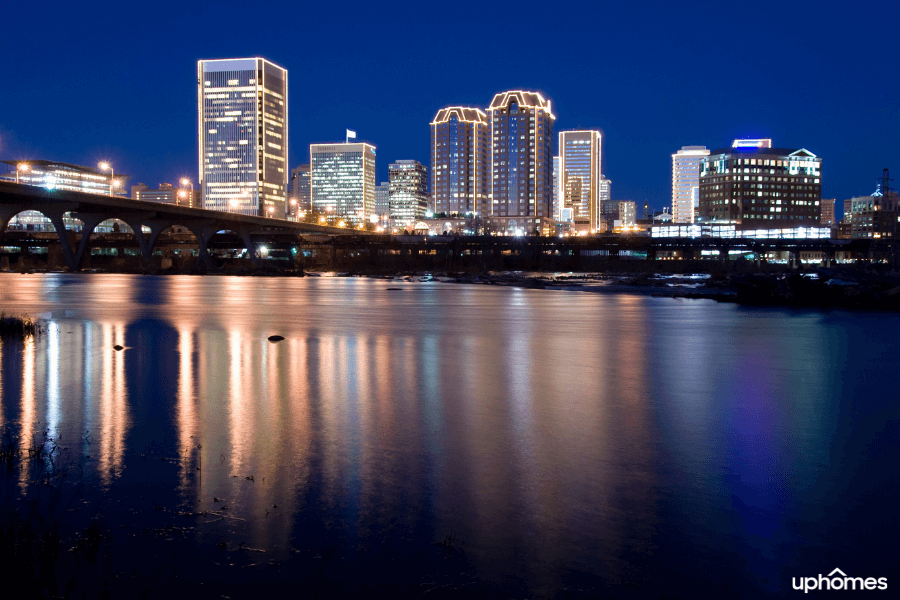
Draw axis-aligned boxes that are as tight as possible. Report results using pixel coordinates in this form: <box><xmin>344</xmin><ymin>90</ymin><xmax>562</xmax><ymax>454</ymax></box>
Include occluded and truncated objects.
<box><xmin>0</xmin><ymin>273</ymin><xmax>897</xmax><ymax>598</ymax></box>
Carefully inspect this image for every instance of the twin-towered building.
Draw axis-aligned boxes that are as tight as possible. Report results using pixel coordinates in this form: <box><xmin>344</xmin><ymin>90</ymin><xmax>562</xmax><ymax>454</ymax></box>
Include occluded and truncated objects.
<box><xmin>432</xmin><ymin>92</ymin><xmax>606</xmax><ymax>234</ymax></box>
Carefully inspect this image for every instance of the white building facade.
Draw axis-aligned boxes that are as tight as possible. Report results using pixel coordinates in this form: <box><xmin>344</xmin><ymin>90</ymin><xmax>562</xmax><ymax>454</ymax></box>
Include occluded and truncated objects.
<box><xmin>310</xmin><ymin>142</ymin><xmax>376</xmax><ymax>227</ymax></box>
<box><xmin>671</xmin><ymin>146</ymin><xmax>709</xmax><ymax>224</ymax></box>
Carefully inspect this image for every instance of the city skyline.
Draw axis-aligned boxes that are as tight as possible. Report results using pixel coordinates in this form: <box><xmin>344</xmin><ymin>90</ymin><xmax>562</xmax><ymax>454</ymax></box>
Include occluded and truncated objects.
<box><xmin>0</xmin><ymin>2</ymin><xmax>897</xmax><ymax>216</ymax></box>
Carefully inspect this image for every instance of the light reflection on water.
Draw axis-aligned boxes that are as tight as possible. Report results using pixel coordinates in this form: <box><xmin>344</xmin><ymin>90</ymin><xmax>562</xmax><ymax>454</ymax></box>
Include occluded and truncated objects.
<box><xmin>0</xmin><ymin>273</ymin><xmax>897</xmax><ymax>597</ymax></box>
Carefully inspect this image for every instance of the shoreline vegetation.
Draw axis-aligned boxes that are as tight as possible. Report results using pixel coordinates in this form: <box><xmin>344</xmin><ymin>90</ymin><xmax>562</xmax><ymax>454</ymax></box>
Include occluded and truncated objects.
<box><xmin>0</xmin><ymin>313</ymin><xmax>42</xmax><ymax>338</ymax></box>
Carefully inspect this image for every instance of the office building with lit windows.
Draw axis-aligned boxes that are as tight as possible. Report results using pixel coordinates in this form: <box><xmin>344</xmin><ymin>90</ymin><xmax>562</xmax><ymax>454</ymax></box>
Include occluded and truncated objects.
<box><xmin>671</xmin><ymin>146</ymin><xmax>709</xmax><ymax>223</ymax></box>
<box><xmin>375</xmin><ymin>182</ymin><xmax>390</xmax><ymax>228</ymax></box>
<box><xmin>2</xmin><ymin>160</ymin><xmax>126</xmax><ymax>196</ymax></box>
<box><xmin>198</xmin><ymin>57</ymin><xmax>287</xmax><ymax>218</ymax></box>
<box><xmin>559</xmin><ymin>130</ymin><xmax>602</xmax><ymax>231</ymax></box>
<box><xmin>431</xmin><ymin>107</ymin><xmax>489</xmax><ymax>216</ymax></box>
<box><xmin>389</xmin><ymin>160</ymin><xmax>428</xmax><ymax>229</ymax></box>
<box><xmin>289</xmin><ymin>164</ymin><xmax>311</xmax><ymax>218</ymax></box>
<box><xmin>310</xmin><ymin>142</ymin><xmax>376</xmax><ymax>226</ymax></box>
<box><xmin>1</xmin><ymin>160</ymin><xmax>127</xmax><ymax>231</ymax></box>
<box><xmin>487</xmin><ymin>91</ymin><xmax>555</xmax><ymax>235</ymax></box>
<box><xmin>698</xmin><ymin>139</ymin><xmax>822</xmax><ymax>228</ymax></box>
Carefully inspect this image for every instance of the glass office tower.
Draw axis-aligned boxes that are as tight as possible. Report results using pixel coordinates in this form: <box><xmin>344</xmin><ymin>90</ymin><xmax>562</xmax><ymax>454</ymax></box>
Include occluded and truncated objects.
<box><xmin>198</xmin><ymin>57</ymin><xmax>287</xmax><ymax>218</ymax></box>
<box><xmin>559</xmin><ymin>130</ymin><xmax>602</xmax><ymax>231</ymax></box>
<box><xmin>310</xmin><ymin>142</ymin><xmax>376</xmax><ymax>226</ymax></box>
<box><xmin>389</xmin><ymin>160</ymin><xmax>428</xmax><ymax>229</ymax></box>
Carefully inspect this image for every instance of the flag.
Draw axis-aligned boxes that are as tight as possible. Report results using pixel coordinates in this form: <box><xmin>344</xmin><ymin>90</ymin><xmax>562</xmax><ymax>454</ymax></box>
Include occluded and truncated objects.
<box><xmin>346</xmin><ymin>129</ymin><xmax>357</xmax><ymax>139</ymax></box>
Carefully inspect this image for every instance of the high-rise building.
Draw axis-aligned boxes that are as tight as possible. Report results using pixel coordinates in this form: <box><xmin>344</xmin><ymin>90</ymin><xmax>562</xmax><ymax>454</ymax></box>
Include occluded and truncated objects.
<box><xmin>617</xmin><ymin>201</ymin><xmax>636</xmax><ymax>228</ymax></box>
<box><xmin>375</xmin><ymin>182</ymin><xmax>390</xmax><ymax>228</ymax></box>
<box><xmin>198</xmin><ymin>57</ymin><xmax>287</xmax><ymax>218</ymax></box>
<box><xmin>389</xmin><ymin>160</ymin><xmax>428</xmax><ymax>228</ymax></box>
<box><xmin>848</xmin><ymin>172</ymin><xmax>899</xmax><ymax>238</ymax></box>
<box><xmin>671</xmin><ymin>146</ymin><xmax>709</xmax><ymax>224</ymax></box>
<box><xmin>430</xmin><ymin>107</ymin><xmax>489</xmax><ymax>216</ymax></box>
<box><xmin>698</xmin><ymin>139</ymin><xmax>821</xmax><ymax>228</ymax></box>
<box><xmin>820</xmin><ymin>198</ymin><xmax>836</xmax><ymax>226</ymax></box>
<box><xmin>559</xmin><ymin>130</ymin><xmax>602</xmax><ymax>231</ymax></box>
<box><xmin>552</xmin><ymin>156</ymin><xmax>560</xmax><ymax>221</ymax></box>
<box><xmin>289</xmin><ymin>164</ymin><xmax>311</xmax><ymax>216</ymax></box>
<box><xmin>310</xmin><ymin>142</ymin><xmax>376</xmax><ymax>226</ymax></box>
<box><xmin>487</xmin><ymin>91</ymin><xmax>555</xmax><ymax>234</ymax></box>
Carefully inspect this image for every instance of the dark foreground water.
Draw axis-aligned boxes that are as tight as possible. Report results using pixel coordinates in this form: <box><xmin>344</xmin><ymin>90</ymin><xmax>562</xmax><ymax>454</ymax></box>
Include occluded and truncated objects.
<box><xmin>0</xmin><ymin>273</ymin><xmax>897</xmax><ymax>598</ymax></box>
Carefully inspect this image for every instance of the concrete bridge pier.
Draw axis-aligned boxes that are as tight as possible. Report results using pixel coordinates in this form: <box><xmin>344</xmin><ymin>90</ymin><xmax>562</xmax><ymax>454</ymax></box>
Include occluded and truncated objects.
<box><xmin>43</xmin><ymin>207</ymin><xmax>79</xmax><ymax>271</ymax></box>
<box><xmin>182</xmin><ymin>220</ymin><xmax>219</xmax><ymax>269</ymax></box>
<box><xmin>120</xmin><ymin>216</ymin><xmax>172</xmax><ymax>268</ymax></box>
<box><xmin>70</xmin><ymin>212</ymin><xmax>109</xmax><ymax>270</ymax></box>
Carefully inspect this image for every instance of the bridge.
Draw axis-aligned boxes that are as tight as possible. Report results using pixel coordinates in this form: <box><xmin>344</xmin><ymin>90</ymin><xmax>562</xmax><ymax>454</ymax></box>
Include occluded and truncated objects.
<box><xmin>0</xmin><ymin>180</ymin><xmax>890</xmax><ymax>272</ymax></box>
<box><xmin>0</xmin><ymin>180</ymin><xmax>354</xmax><ymax>270</ymax></box>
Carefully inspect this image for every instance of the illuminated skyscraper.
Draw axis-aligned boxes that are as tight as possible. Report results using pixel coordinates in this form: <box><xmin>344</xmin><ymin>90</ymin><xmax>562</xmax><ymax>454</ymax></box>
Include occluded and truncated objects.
<box><xmin>310</xmin><ymin>142</ymin><xmax>376</xmax><ymax>226</ymax></box>
<box><xmin>431</xmin><ymin>107</ymin><xmax>489</xmax><ymax>215</ymax></box>
<box><xmin>559</xmin><ymin>130</ymin><xmax>602</xmax><ymax>231</ymax></box>
<box><xmin>375</xmin><ymin>182</ymin><xmax>390</xmax><ymax>228</ymax></box>
<box><xmin>552</xmin><ymin>156</ymin><xmax>560</xmax><ymax>220</ymax></box>
<box><xmin>487</xmin><ymin>91</ymin><xmax>555</xmax><ymax>234</ymax></box>
<box><xmin>389</xmin><ymin>160</ymin><xmax>428</xmax><ymax>228</ymax></box>
<box><xmin>698</xmin><ymin>139</ymin><xmax>821</xmax><ymax>227</ymax></box>
<box><xmin>198</xmin><ymin>57</ymin><xmax>287</xmax><ymax>218</ymax></box>
<box><xmin>289</xmin><ymin>164</ymin><xmax>311</xmax><ymax>215</ymax></box>
<box><xmin>671</xmin><ymin>146</ymin><xmax>709</xmax><ymax>224</ymax></box>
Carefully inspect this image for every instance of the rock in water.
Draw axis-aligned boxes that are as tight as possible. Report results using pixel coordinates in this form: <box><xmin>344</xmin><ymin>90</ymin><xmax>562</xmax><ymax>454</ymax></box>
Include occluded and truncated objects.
<box><xmin>267</xmin><ymin>335</ymin><xmax>285</xmax><ymax>342</ymax></box>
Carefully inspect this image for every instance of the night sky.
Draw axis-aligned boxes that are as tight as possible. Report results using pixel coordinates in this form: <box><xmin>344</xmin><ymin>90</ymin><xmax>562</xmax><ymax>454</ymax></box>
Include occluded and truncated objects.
<box><xmin>2</xmin><ymin>1</ymin><xmax>898</xmax><ymax>216</ymax></box>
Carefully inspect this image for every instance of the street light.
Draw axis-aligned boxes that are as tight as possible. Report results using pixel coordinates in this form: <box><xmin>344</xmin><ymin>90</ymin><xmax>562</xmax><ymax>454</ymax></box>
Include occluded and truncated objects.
<box><xmin>179</xmin><ymin>178</ymin><xmax>193</xmax><ymax>207</ymax></box>
<box><xmin>98</xmin><ymin>162</ymin><xmax>114</xmax><ymax>196</ymax></box>
<box><xmin>15</xmin><ymin>163</ymin><xmax>29</xmax><ymax>184</ymax></box>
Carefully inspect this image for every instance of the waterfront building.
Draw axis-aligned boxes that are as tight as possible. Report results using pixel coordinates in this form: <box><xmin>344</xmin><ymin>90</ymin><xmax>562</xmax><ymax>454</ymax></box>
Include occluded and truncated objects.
<box><xmin>389</xmin><ymin>160</ymin><xmax>428</xmax><ymax>229</ymax></box>
<box><xmin>198</xmin><ymin>57</ymin><xmax>287</xmax><ymax>218</ymax></box>
<box><xmin>559</xmin><ymin>130</ymin><xmax>603</xmax><ymax>231</ymax></box>
<box><xmin>671</xmin><ymin>146</ymin><xmax>709</xmax><ymax>223</ymax></box>
<box><xmin>375</xmin><ymin>182</ymin><xmax>390</xmax><ymax>229</ymax></box>
<box><xmin>848</xmin><ymin>173</ymin><xmax>899</xmax><ymax>238</ymax></box>
<box><xmin>430</xmin><ymin>107</ymin><xmax>489</xmax><ymax>216</ymax></box>
<box><xmin>310</xmin><ymin>142</ymin><xmax>376</xmax><ymax>227</ymax></box>
<box><xmin>698</xmin><ymin>139</ymin><xmax>821</xmax><ymax>228</ymax></box>
<box><xmin>487</xmin><ymin>91</ymin><xmax>556</xmax><ymax>235</ymax></box>
<box><xmin>2</xmin><ymin>160</ymin><xmax>126</xmax><ymax>196</ymax></box>
<box><xmin>289</xmin><ymin>164</ymin><xmax>311</xmax><ymax>216</ymax></box>
<box><xmin>1</xmin><ymin>160</ymin><xmax>128</xmax><ymax>232</ymax></box>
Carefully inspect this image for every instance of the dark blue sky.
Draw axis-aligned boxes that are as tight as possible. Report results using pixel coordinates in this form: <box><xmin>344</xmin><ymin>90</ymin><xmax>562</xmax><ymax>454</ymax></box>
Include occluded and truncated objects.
<box><xmin>2</xmin><ymin>1</ymin><xmax>897</xmax><ymax>214</ymax></box>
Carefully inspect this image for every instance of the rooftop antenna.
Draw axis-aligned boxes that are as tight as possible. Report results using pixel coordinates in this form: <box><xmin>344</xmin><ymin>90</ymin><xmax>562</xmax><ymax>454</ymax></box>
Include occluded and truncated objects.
<box><xmin>881</xmin><ymin>168</ymin><xmax>893</xmax><ymax>197</ymax></box>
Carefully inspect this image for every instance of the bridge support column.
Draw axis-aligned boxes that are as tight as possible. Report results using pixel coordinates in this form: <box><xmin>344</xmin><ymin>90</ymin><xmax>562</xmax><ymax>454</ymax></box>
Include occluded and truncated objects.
<box><xmin>43</xmin><ymin>208</ymin><xmax>78</xmax><ymax>271</ymax></box>
<box><xmin>238</xmin><ymin>230</ymin><xmax>259</xmax><ymax>262</ymax></box>
<box><xmin>182</xmin><ymin>221</ymin><xmax>217</xmax><ymax>270</ymax></box>
<box><xmin>70</xmin><ymin>212</ymin><xmax>107</xmax><ymax>271</ymax></box>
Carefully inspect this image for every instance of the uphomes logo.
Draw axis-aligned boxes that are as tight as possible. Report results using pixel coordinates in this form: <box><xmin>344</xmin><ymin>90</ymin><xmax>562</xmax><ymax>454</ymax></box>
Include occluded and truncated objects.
<box><xmin>793</xmin><ymin>568</ymin><xmax>888</xmax><ymax>593</ymax></box>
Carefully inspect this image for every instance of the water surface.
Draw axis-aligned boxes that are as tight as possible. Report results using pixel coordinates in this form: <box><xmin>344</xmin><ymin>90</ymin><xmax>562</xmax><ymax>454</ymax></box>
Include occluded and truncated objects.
<box><xmin>0</xmin><ymin>273</ymin><xmax>897</xmax><ymax>598</ymax></box>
